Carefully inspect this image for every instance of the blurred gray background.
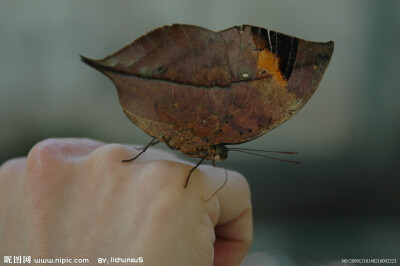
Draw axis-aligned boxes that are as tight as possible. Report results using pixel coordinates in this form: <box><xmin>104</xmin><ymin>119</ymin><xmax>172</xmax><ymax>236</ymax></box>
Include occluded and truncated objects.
<box><xmin>1</xmin><ymin>0</ymin><xmax>399</xmax><ymax>265</ymax></box>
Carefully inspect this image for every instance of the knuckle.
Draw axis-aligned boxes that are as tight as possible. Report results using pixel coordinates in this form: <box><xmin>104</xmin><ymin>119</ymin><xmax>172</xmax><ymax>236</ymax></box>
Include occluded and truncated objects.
<box><xmin>0</xmin><ymin>158</ymin><xmax>26</xmax><ymax>185</ymax></box>
<box><xmin>25</xmin><ymin>138</ymin><xmax>70</xmax><ymax>184</ymax></box>
<box><xmin>0</xmin><ymin>157</ymin><xmax>25</xmax><ymax>175</ymax></box>
<box><xmin>26</xmin><ymin>138</ymin><xmax>61</xmax><ymax>166</ymax></box>
<box><xmin>86</xmin><ymin>143</ymin><xmax>135</xmax><ymax>164</ymax></box>
<box><xmin>23</xmin><ymin>140</ymin><xmax>71</xmax><ymax>210</ymax></box>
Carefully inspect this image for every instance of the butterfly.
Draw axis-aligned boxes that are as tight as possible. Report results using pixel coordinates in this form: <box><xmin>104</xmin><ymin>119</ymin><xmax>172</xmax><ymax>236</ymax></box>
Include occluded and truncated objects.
<box><xmin>81</xmin><ymin>24</ymin><xmax>334</xmax><ymax>188</ymax></box>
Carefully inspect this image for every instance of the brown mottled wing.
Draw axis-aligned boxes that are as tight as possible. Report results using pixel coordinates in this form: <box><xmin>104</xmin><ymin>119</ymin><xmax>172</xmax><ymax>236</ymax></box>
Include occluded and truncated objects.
<box><xmin>81</xmin><ymin>24</ymin><xmax>333</xmax><ymax>154</ymax></box>
<box><xmin>210</xmin><ymin>25</ymin><xmax>334</xmax><ymax>144</ymax></box>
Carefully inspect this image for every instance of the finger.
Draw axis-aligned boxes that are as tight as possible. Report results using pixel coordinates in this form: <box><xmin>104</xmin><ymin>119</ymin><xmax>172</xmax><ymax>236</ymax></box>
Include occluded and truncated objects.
<box><xmin>0</xmin><ymin>157</ymin><xmax>26</xmax><ymax>178</ymax></box>
<box><xmin>0</xmin><ymin>158</ymin><xmax>27</xmax><ymax>214</ymax></box>
<box><xmin>197</xmin><ymin>166</ymin><xmax>253</xmax><ymax>266</ymax></box>
<box><xmin>0</xmin><ymin>158</ymin><xmax>27</xmax><ymax>187</ymax></box>
<box><xmin>27</xmin><ymin>138</ymin><xmax>105</xmax><ymax>161</ymax></box>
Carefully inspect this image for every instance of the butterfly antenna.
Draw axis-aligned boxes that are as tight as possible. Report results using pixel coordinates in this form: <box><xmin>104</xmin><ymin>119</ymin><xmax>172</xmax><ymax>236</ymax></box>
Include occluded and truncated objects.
<box><xmin>202</xmin><ymin>160</ymin><xmax>228</xmax><ymax>202</ymax></box>
<box><xmin>228</xmin><ymin>147</ymin><xmax>297</xmax><ymax>155</ymax></box>
<box><xmin>229</xmin><ymin>149</ymin><xmax>300</xmax><ymax>164</ymax></box>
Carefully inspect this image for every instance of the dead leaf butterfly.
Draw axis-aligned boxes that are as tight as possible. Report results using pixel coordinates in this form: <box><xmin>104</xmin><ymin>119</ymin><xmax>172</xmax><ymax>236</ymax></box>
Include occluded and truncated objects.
<box><xmin>81</xmin><ymin>24</ymin><xmax>334</xmax><ymax>190</ymax></box>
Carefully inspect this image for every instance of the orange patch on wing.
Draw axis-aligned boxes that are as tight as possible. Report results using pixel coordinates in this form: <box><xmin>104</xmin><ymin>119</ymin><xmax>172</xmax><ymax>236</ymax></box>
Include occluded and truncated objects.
<box><xmin>257</xmin><ymin>49</ymin><xmax>287</xmax><ymax>87</ymax></box>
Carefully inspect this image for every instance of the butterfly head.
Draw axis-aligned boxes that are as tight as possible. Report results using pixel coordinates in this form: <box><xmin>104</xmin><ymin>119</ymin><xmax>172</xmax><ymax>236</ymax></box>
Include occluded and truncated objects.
<box><xmin>212</xmin><ymin>145</ymin><xmax>228</xmax><ymax>161</ymax></box>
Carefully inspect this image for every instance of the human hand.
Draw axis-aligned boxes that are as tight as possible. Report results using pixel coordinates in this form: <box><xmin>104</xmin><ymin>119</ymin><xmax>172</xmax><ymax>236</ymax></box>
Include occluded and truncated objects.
<box><xmin>0</xmin><ymin>138</ymin><xmax>252</xmax><ymax>265</ymax></box>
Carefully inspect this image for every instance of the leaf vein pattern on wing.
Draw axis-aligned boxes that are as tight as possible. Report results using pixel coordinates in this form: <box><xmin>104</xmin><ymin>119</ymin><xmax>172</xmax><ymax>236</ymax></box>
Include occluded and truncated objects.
<box><xmin>181</xmin><ymin>26</ymin><xmax>197</xmax><ymax>85</ymax></box>
<box><xmin>165</xmin><ymin>27</ymin><xmax>182</xmax><ymax>115</ymax></box>
<box><xmin>132</xmin><ymin>28</ymin><xmax>170</xmax><ymax>67</ymax></box>
<box><xmin>293</xmin><ymin>42</ymin><xmax>308</xmax><ymax>88</ymax></box>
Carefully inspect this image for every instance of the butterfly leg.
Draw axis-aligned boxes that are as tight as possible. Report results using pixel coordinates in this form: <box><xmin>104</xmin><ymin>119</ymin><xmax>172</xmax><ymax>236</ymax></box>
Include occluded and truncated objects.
<box><xmin>161</xmin><ymin>134</ymin><xmax>179</xmax><ymax>150</ymax></box>
<box><xmin>122</xmin><ymin>137</ymin><xmax>159</xmax><ymax>163</ymax></box>
<box><xmin>135</xmin><ymin>140</ymin><xmax>160</xmax><ymax>150</ymax></box>
<box><xmin>185</xmin><ymin>155</ymin><xmax>207</xmax><ymax>188</ymax></box>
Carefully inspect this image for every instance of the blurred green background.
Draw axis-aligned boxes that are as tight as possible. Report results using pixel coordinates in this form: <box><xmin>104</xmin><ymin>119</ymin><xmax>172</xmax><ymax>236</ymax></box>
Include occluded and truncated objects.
<box><xmin>1</xmin><ymin>0</ymin><xmax>399</xmax><ymax>265</ymax></box>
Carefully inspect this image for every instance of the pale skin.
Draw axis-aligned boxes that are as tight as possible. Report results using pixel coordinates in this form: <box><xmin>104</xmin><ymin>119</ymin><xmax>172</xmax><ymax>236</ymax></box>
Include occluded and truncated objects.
<box><xmin>0</xmin><ymin>138</ymin><xmax>252</xmax><ymax>265</ymax></box>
